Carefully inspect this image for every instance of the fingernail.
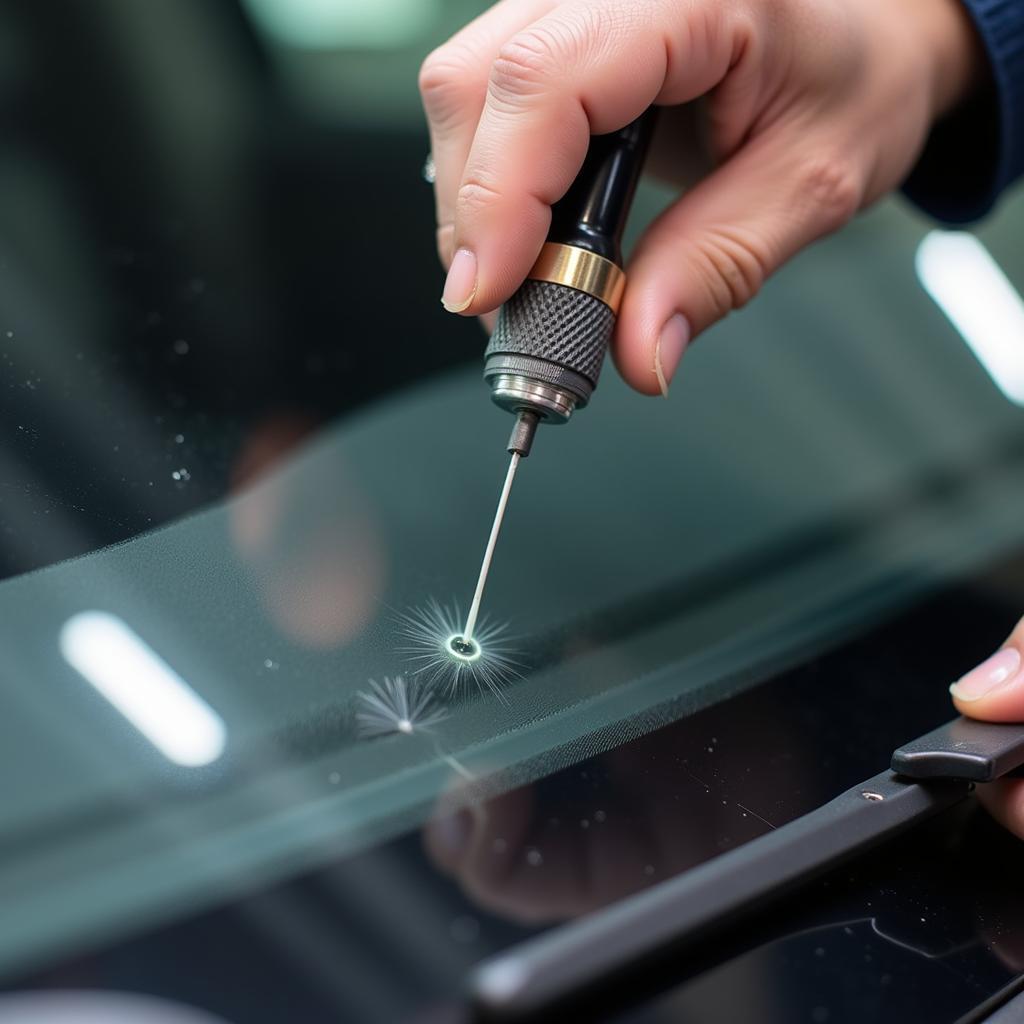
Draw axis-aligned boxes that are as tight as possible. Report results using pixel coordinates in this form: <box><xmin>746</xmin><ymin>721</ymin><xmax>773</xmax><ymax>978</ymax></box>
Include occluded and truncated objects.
<box><xmin>950</xmin><ymin>647</ymin><xmax>1022</xmax><ymax>701</ymax></box>
<box><xmin>442</xmin><ymin>249</ymin><xmax>478</xmax><ymax>312</ymax></box>
<box><xmin>654</xmin><ymin>314</ymin><xmax>690</xmax><ymax>397</ymax></box>
<box><xmin>429</xmin><ymin>808</ymin><xmax>474</xmax><ymax>862</ymax></box>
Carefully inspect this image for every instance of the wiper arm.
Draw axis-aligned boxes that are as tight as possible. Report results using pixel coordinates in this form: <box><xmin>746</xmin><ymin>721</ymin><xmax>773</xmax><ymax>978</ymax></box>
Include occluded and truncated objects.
<box><xmin>470</xmin><ymin>717</ymin><xmax>1024</xmax><ymax>1020</ymax></box>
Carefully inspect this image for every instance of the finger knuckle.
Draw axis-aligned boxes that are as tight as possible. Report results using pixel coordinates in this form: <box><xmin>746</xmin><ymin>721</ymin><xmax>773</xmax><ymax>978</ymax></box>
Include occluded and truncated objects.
<box><xmin>456</xmin><ymin>175</ymin><xmax>504</xmax><ymax>216</ymax></box>
<box><xmin>800</xmin><ymin>156</ymin><xmax>861</xmax><ymax>231</ymax></box>
<box><xmin>419</xmin><ymin>44</ymin><xmax>480</xmax><ymax>123</ymax></box>
<box><xmin>490</xmin><ymin>25</ymin><xmax>570</xmax><ymax>108</ymax></box>
<box><xmin>691</xmin><ymin>228</ymin><xmax>771</xmax><ymax>318</ymax></box>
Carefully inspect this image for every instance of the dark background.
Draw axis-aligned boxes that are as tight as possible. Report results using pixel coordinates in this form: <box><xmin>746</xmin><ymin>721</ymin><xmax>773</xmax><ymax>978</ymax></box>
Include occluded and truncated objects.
<box><xmin>0</xmin><ymin>0</ymin><xmax>485</xmax><ymax>579</ymax></box>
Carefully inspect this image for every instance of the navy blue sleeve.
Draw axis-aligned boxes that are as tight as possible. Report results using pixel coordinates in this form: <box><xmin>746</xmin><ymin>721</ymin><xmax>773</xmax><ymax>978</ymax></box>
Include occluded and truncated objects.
<box><xmin>903</xmin><ymin>0</ymin><xmax>1024</xmax><ymax>223</ymax></box>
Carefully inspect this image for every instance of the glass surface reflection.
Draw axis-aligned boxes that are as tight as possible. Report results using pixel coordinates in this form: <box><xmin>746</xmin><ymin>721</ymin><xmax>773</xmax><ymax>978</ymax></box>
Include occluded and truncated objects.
<box><xmin>14</xmin><ymin>584</ymin><xmax>1024</xmax><ymax>1024</ymax></box>
<box><xmin>0</xmin><ymin>991</ymin><xmax>231</xmax><ymax>1024</ymax></box>
<box><xmin>616</xmin><ymin>808</ymin><xmax>1024</xmax><ymax>1024</ymax></box>
<box><xmin>3</xmin><ymin>216</ymin><xmax>1024</xmax><ymax>980</ymax></box>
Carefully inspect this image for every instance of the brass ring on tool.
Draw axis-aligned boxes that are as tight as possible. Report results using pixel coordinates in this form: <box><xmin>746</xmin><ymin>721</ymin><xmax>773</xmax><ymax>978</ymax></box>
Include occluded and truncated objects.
<box><xmin>526</xmin><ymin>243</ymin><xmax>626</xmax><ymax>313</ymax></box>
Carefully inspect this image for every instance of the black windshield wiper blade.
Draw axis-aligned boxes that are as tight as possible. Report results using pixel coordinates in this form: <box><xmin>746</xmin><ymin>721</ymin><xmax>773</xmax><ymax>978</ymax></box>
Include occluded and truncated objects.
<box><xmin>469</xmin><ymin>717</ymin><xmax>1024</xmax><ymax>1020</ymax></box>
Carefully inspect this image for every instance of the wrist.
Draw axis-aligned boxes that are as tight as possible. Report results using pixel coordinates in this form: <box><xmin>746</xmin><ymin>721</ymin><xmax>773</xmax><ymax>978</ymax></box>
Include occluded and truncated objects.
<box><xmin>917</xmin><ymin>0</ymin><xmax>988</xmax><ymax>118</ymax></box>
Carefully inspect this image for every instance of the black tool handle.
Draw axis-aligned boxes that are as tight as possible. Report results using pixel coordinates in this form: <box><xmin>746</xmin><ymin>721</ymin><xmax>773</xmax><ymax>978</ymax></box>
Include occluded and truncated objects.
<box><xmin>548</xmin><ymin>109</ymin><xmax>657</xmax><ymax>265</ymax></box>
<box><xmin>483</xmin><ymin>110</ymin><xmax>657</xmax><ymax>409</ymax></box>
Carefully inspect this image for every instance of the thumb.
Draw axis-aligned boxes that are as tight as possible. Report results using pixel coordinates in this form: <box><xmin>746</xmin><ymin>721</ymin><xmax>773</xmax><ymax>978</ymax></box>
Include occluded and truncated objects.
<box><xmin>952</xmin><ymin>613</ymin><xmax>1024</xmax><ymax>839</ymax></box>
<box><xmin>613</xmin><ymin>131</ymin><xmax>861</xmax><ymax>395</ymax></box>
<box><xmin>951</xmin><ymin>614</ymin><xmax>1024</xmax><ymax>721</ymax></box>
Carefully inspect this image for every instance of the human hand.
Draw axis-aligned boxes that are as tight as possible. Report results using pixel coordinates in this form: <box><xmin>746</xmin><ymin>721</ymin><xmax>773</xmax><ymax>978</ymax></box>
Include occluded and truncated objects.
<box><xmin>951</xmin><ymin>614</ymin><xmax>1024</xmax><ymax>837</ymax></box>
<box><xmin>420</xmin><ymin>0</ymin><xmax>982</xmax><ymax>393</ymax></box>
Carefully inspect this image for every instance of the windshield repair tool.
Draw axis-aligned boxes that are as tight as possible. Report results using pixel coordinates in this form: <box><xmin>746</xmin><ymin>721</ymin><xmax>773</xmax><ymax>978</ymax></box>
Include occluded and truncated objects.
<box><xmin>454</xmin><ymin>110</ymin><xmax>657</xmax><ymax>656</ymax></box>
<box><xmin>470</xmin><ymin>716</ymin><xmax>1024</xmax><ymax>1019</ymax></box>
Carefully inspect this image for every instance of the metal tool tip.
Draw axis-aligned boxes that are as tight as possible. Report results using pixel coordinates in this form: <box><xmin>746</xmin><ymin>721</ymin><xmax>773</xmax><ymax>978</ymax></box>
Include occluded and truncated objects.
<box><xmin>507</xmin><ymin>410</ymin><xmax>540</xmax><ymax>457</ymax></box>
<box><xmin>462</xmin><ymin>445</ymin><xmax>523</xmax><ymax>644</ymax></box>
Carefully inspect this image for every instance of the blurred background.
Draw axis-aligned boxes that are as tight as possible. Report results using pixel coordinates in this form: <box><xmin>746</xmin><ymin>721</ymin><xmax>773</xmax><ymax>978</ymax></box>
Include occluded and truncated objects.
<box><xmin>0</xmin><ymin>0</ymin><xmax>504</xmax><ymax>579</ymax></box>
<box><xmin>2</xmin><ymin>0</ymin><xmax>1022</xmax><ymax>590</ymax></box>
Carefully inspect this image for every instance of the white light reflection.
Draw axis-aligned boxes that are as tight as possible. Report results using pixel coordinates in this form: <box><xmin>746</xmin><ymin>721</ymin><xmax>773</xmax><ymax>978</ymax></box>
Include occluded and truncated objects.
<box><xmin>59</xmin><ymin>611</ymin><xmax>226</xmax><ymax>767</ymax></box>
<box><xmin>915</xmin><ymin>231</ymin><xmax>1024</xmax><ymax>406</ymax></box>
<box><xmin>242</xmin><ymin>0</ymin><xmax>438</xmax><ymax>50</ymax></box>
<box><xmin>0</xmin><ymin>990</ymin><xmax>231</xmax><ymax>1023</ymax></box>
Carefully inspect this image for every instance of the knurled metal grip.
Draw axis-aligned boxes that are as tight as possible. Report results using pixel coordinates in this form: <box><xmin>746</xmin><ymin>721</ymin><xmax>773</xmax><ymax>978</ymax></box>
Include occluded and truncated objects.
<box><xmin>486</xmin><ymin>278</ymin><xmax>616</xmax><ymax>387</ymax></box>
<box><xmin>484</xmin><ymin>243</ymin><xmax>621</xmax><ymax>415</ymax></box>
<box><xmin>483</xmin><ymin>113</ymin><xmax>654</xmax><ymax>425</ymax></box>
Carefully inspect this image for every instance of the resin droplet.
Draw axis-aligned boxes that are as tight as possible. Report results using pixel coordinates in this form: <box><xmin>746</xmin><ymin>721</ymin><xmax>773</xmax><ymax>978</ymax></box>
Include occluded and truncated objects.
<box><xmin>448</xmin><ymin>635</ymin><xmax>479</xmax><ymax>659</ymax></box>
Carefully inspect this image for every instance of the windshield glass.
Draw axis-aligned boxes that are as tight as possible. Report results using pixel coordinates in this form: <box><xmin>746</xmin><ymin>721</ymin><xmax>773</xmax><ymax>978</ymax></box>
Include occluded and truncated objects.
<box><xmin>1</xmin><ymin>0</ymin><xmax>1024</xmax><ymax>1009</ymax></box>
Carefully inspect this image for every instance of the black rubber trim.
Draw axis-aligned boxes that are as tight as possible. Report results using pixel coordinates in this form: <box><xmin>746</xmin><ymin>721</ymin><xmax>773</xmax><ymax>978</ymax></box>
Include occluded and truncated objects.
<box><xmin>469</xmin><ymin>769</ymin><xmax>970</xmax><ymax>1020</ymax></box>
<box><xmin>975</xmin><ymin>978</ymin><xmax>1024</xmax><ymax>1023</ymax></box>
<box><xmin>892</xmin><ymin>717</ymin><xmax>1024</xmax><ymax>782</ymax></box>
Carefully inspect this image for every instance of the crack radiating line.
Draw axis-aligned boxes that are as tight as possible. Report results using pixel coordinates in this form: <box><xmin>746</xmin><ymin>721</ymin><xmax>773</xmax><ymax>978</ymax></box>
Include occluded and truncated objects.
<box><xmin>395</xmin><ymin>599</ymin><xmax>523</xmax><ymax>703</ymax></box>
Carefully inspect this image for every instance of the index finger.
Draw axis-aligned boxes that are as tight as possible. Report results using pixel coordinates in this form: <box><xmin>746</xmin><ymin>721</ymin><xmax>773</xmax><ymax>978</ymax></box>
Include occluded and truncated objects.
<box><xmin>446</xmin><ymin>0</ymin><xmax>745</xmax><ymax>314</ymax></box>
<box><xmin>420</xmin><ymin>0</ymin><xmax>555</xmax><ymax>268</ymax></box>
